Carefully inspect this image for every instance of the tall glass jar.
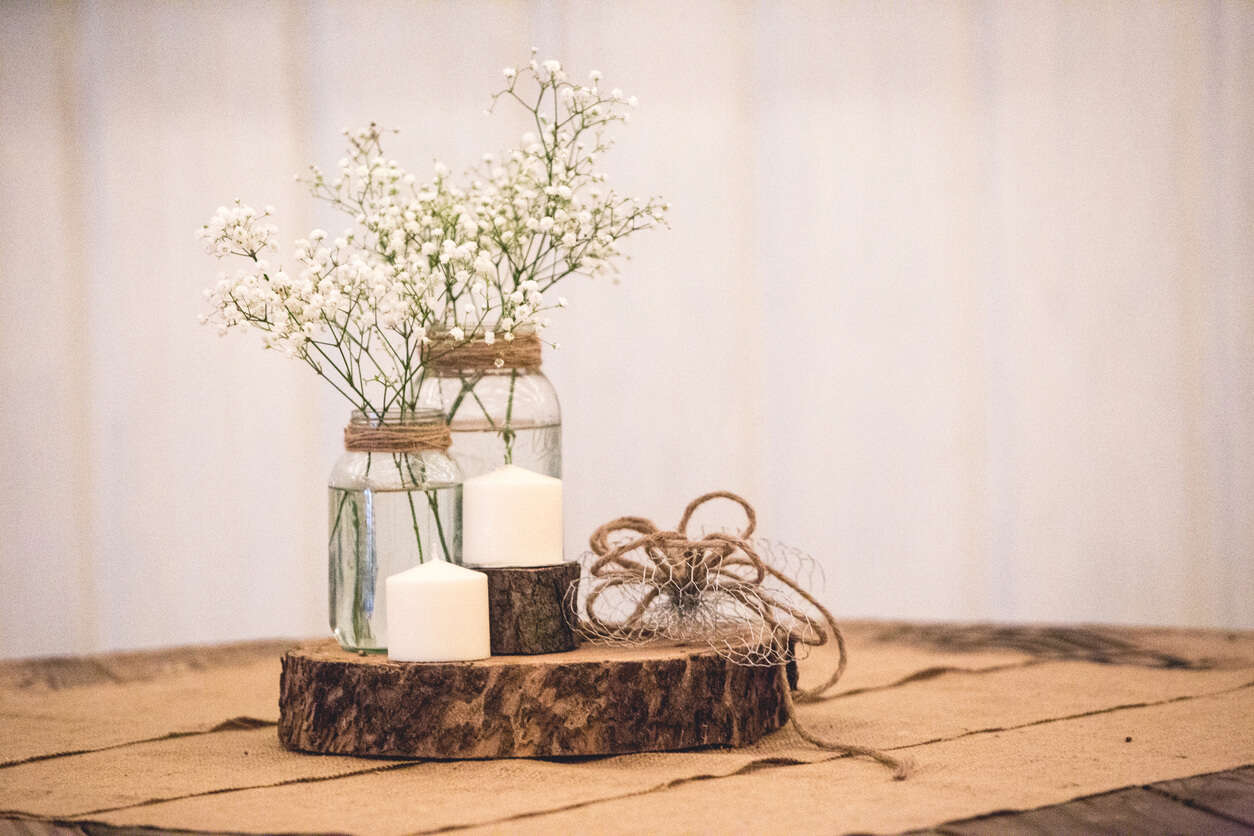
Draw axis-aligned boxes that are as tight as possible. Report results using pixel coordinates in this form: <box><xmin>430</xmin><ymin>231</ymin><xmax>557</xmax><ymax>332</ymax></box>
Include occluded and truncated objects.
<box><xmin>328</xmin><ymin>408</ymin><xmax>461</xmax><ymax>653</ymax></box>
<box><xmin>418</xmin><ymin>330</ymin><xmax>561</xmax><ymax>480</ymax></box>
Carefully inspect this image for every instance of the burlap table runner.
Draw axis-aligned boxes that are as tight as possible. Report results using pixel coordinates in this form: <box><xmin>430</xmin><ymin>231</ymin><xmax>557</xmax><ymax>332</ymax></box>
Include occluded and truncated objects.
<box><xmin>1</xmin><ymin>623</ymin><xmax>1251</xmax><ymax>834</ymax></box>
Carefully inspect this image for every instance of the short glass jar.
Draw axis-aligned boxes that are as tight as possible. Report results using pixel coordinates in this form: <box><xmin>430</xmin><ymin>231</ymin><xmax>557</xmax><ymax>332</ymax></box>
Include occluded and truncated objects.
<box><xmin>418</xmin><ymin>331</ymin><xmax>561</xmax><ymax>480</ymax></box>
<box><xmin>327</xmin><ymin>408</ymin><xmax>462</xmax><ymax>653</ymax></box>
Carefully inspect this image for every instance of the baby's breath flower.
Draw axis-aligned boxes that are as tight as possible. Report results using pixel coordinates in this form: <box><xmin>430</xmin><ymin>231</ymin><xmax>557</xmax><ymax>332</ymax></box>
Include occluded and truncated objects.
<box><xmin>200</xmin><ymin>58</ymin><xmax>666</xmax><ymax>415</ymax></box>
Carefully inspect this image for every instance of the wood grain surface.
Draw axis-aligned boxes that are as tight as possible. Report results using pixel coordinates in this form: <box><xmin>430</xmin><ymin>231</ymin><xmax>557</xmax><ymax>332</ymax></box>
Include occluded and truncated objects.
<box><xmin>476</xmin><ymin>562</ymin><xmax>581</xmax><ymax>655</ymax></box>
<box><xmin>278</xmin><ymin>639</ymin><xmax>788</xmax><ymax>758</ymax></box>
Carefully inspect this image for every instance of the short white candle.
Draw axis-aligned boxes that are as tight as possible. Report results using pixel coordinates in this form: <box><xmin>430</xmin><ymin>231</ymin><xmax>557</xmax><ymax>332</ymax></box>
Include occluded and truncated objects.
<box><xmin>385</xmin><ymin>561</ymin><xmax>490</xmax><ymax>662</ymax></box>
<box><xmin>462</xmin><ymin>464</ymin><xmax>564</xmax><ymax>567</ymax></box>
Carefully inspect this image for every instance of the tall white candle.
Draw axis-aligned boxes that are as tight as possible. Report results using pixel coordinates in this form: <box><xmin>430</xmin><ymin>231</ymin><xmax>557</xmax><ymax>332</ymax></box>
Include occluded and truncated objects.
<box><xmin>462</xmin><ymin>464</ymin><xmax>564</xmax><ymax>567</ymax></box>
<box><xmin>385</xmin><ymin>561</ymin><xmax>490</xmax><ymax>662</ymax></box>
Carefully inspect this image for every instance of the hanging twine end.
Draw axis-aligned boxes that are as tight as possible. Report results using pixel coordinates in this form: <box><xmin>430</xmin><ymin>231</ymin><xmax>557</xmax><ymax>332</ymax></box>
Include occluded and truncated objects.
<box><xmin>776</xmin><ymin>664</ymin><xmax>910</xmax><ymax>780</ymax></box>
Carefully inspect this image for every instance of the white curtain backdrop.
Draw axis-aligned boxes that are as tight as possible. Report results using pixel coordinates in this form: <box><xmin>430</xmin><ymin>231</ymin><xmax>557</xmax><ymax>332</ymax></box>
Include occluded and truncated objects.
<box><xmin>2</xmin><ymin>1</ymin><xmax>1251</xmax><ymax>659</ymax></box>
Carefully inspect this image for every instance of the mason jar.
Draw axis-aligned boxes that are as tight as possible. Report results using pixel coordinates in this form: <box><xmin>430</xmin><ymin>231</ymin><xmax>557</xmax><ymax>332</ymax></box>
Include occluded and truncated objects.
<box><xmin>418</xmin><ymin>330</ymin><xmax>561</xmax><ymax>480</ymax></box>
<box><xmin>327</xmin><ymin>408</ymin><xmax>461</xmax><ymax>653</ymax></box>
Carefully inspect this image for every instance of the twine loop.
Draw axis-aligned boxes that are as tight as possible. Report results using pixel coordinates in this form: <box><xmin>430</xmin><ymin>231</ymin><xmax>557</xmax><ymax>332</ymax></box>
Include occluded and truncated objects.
<box><xmin>425</xmin><ymin>332</ymin><xmax>543</xmax><ymax>373</ymax></box>
<box><xmin>580</xmin><ymin>492</ymin><xmax>910</xmax><ymax>779</ymax></box>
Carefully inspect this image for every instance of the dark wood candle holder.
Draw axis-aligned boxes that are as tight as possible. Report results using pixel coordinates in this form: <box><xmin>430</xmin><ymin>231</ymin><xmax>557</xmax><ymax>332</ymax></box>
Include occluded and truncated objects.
<box><xmin>473</xmin><ymin>561</ymin><xmax>582</xmax><ymax>655</ymax></box>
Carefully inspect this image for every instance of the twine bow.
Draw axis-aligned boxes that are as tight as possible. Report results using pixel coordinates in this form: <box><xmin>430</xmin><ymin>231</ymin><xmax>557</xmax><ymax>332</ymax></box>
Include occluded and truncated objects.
<box><xmin>581</xmin><ymin>492</ymin><xmax>910</xmax><ymax>779</ymax></box>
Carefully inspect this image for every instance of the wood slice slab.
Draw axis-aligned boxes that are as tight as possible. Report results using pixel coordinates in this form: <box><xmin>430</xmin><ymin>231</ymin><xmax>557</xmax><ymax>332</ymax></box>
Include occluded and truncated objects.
<box><xmin>475</xmin><ymin>562</ymin><xmax>581</xmax><ymax>655</ymax></box>
<box><xmin>279</xmin><ymin>639</ymin><xmax>788</xmax><ymax>759</ymax></box>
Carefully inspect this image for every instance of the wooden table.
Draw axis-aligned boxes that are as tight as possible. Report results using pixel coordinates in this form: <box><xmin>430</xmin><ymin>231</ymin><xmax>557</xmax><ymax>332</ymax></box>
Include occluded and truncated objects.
<box><xmin>1</xmin><ymin>622</ymin><xmax>1251</xmax><ymax>834</ymax></box>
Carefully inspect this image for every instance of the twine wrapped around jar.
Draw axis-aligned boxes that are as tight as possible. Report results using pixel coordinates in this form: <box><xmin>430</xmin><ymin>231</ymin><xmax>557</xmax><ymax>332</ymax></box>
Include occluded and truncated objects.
<box><xmin>425</xmin><ymin>332</ymin><xmax>543</xmax><ymax>373</ymax></box>
<box><xmin>343</xmin><ymin>414</ymin><xmax>452</xmax><ymax>453</ymax></box>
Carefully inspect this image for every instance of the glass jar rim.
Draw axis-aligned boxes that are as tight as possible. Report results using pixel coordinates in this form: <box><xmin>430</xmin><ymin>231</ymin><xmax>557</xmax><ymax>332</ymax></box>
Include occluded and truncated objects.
<box><xmin>429</xmin><ymin>324</ymin><xmax>537</xmax><ymax>339</ymax></box>
<box><xmin>349</xmin><ymin>407</ymin><xmax>446</xmax><ymax>427</ymax></box>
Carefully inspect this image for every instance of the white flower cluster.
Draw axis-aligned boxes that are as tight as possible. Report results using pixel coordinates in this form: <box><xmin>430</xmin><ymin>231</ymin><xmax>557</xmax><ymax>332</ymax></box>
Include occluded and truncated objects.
<box><xmin>198</xmin><ymin>54</ymin><xmax>667</xmax><ymax>415</ymax></box>
<box><xmin>197</xmin><ymin>201</ymin><xmax>278</xmax><ymax>259</ymax></box>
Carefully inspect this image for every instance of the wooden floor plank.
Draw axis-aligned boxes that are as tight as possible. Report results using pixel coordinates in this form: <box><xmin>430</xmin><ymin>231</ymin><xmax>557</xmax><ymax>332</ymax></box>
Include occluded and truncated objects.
<box><xmin>928</xmin><ymin>786</ymin><xmax>1247</xmax><ymax>835</ymax></box>
<box><xmin>909</xmin><ymin>767</ymin><xmax>1254</xmax><ymax>835</ymax></box>
<box><xmin>1147</xmin><ymin>765</ymin><xmax>1254</xmax><ymax>826</ymax></box>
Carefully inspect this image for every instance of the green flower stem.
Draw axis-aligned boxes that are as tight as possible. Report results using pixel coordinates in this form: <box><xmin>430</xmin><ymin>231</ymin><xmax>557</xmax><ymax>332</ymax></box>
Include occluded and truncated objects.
<box><xmin>349</xmin><ymin>489</ymin><xmax>372</xmax><ymax>644</ymax></box>
<box><xmin>469</xmin><ymin>385</ymin><xmax>499</xmax><ymax>430</ymax></box>
<box><xmin>407</xmin><ymin>488</ymin><xmax>426</xmax><ymax>564</ymax></box>
<box><xmin>426</xmin><ymin>489</ymin><xmax>454</xmax><ymax>563</ymax></box>
<box><xmin>444</xmin><ymin>373</ymin><xmax>483</xmax><ymax>424</ymax></box>
<box><xmin>328</xmin><ymin>489</ymin><xmax>349</xmax><ymax>545</ymax></box>
<box><xmin>503</xmin><ymin>369</ymin><xmax>518</xmax><ymax>464</ymax></box>
<box><xmin>395</xmin><ymin>453</ymin><xmax>427</xmax><ymax>564</ymax></box>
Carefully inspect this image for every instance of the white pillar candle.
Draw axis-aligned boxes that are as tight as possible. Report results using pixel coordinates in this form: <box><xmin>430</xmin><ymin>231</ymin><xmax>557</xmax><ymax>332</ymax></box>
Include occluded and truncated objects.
<box><xmin>385</xmin><ymin>561</ymin><xmax>490</xmax><ymax>662</ymax></box>
<box><xmin>462</xmin><ymin>464</ymin><xmax>564</xmax><ymax>567</ymax></box>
